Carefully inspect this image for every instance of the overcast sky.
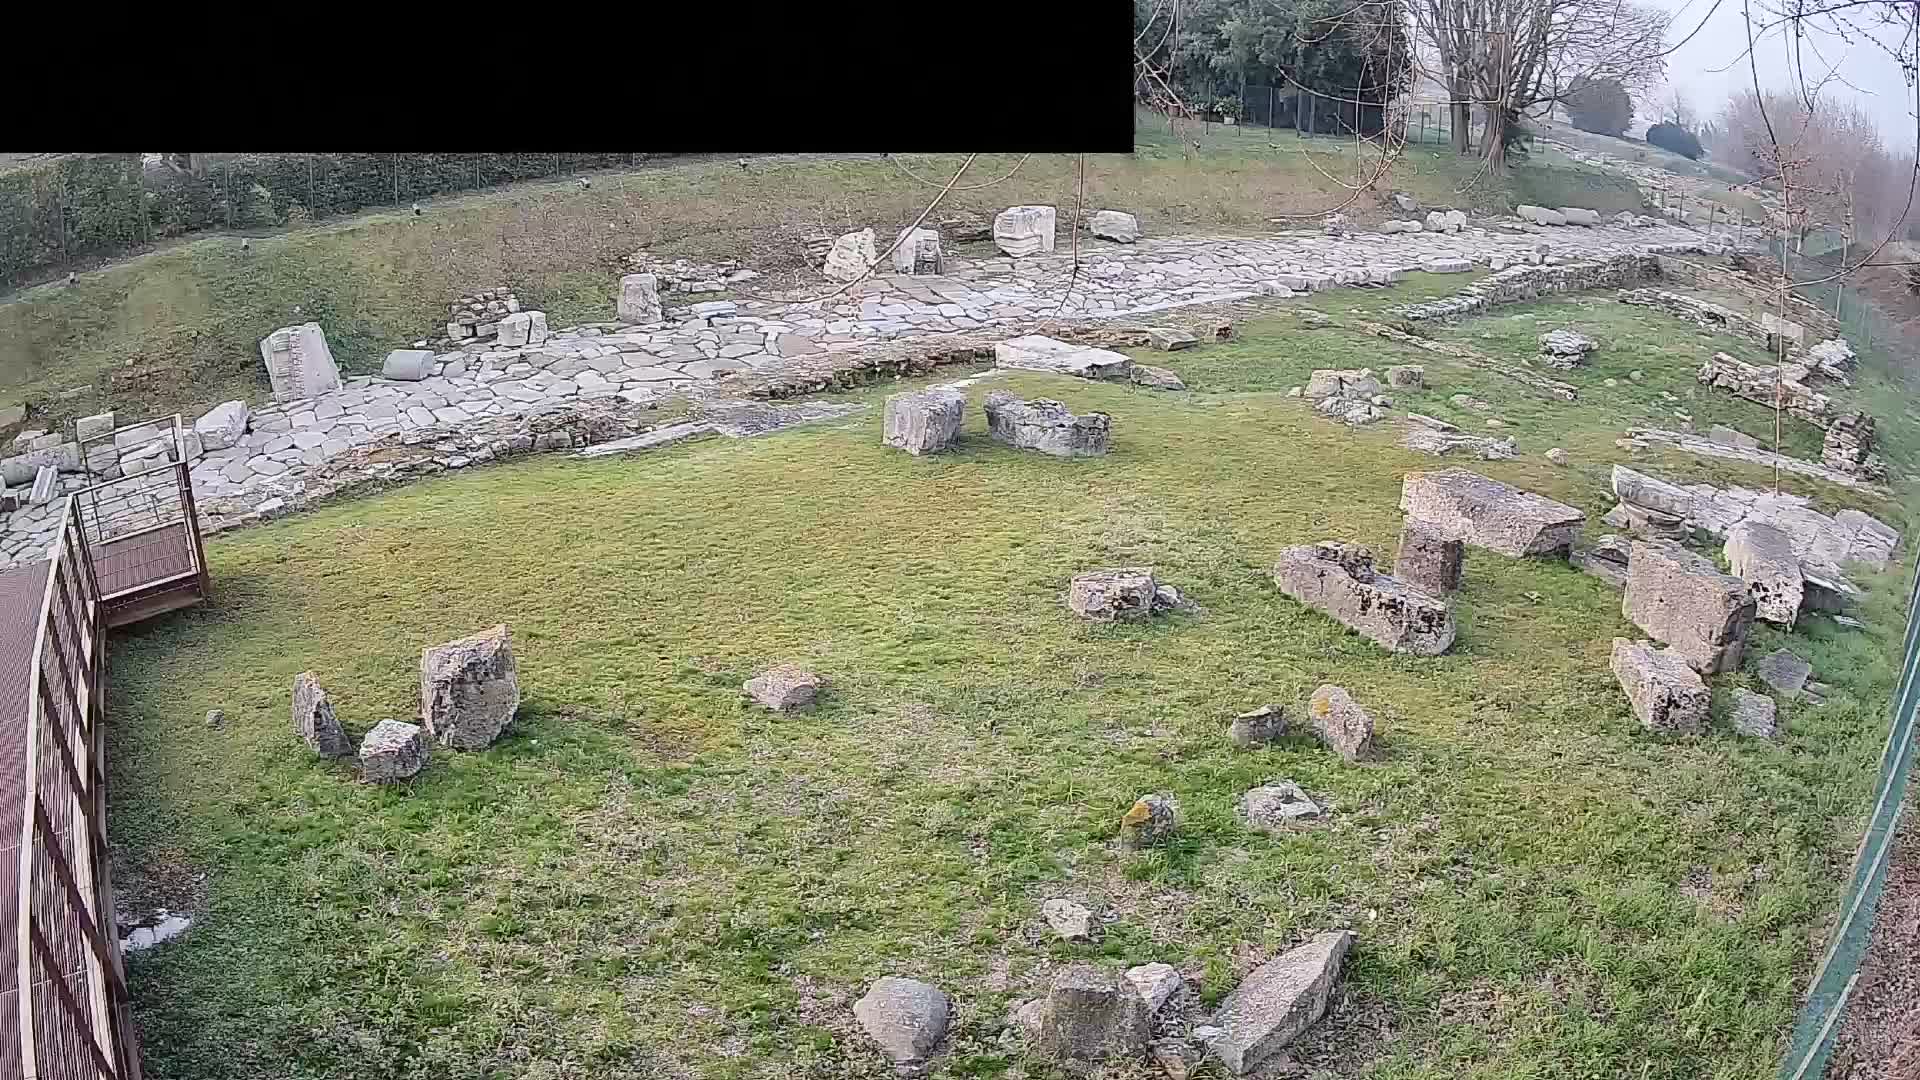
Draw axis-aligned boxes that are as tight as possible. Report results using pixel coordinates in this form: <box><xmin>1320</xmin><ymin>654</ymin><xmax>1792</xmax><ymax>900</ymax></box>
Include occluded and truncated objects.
<box><xmin>1649</xmin><ymin>0</ymin><xmax>1917</xmax><ymax>144</ymax></box>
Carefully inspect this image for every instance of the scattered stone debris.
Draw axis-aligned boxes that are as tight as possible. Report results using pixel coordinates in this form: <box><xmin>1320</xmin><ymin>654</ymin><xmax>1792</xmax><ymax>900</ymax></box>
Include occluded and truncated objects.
<box><xmin>442</xmin><ymin>287</ymin><xmax>521</xmax><ymax>343</ymax></box>
<box><xmin>1400</xmin><ymin>428</ymin><xmax>1517</xmax><ymax>460</ymax></box>
<box><xmin>1042</xmin><ymin>898</ymin><xmax>1096</xmax><ymax>942</ymax></box>
<box><xmin>1622</xmin><ymin>541</ymin><xmax>1756</xmax><ymax>674</ymax></box>
<box><xmin>984</xmin><ymin>392</ymin><xmax>1111</xmax><ymax>458</ymax></box>
<box><xmin>882</xmin><ymin>389</ymin><xmax>965</xmax><ymax>455</ymax></box>
<box><xmin>1271</xmin><ymin>542</ymin><xmax>1457</xmax><ymax>656</ymax></box>
<box><xmin>1394</xmin><ymin>519</ymin><xmax>1464</xmax><ymax>595</ymax></box>
<box><xmin>1203</xmin><ymin>930</ymin><xmax>1354</xmax><ymax>1075</ymax></box>
<box><xmin>358</xmin><ymin>719</ymin><xmax>427</xmax><ymax>782</ymax></box>
<box><xmin>1239</xmin><ymin>781</ymin><xmax>1323</xmax><ymax>832</ymax></box>
<box><xmin>1229</xmin><ymin>705</ymin><xmax>1288</xmax><ymax>748</ymax></box>
<box><xmin>1306</xmin><ymin>685</ymin><xmax>1378</xmax><ymax>761</ymax></box>
<box><xmin>1306</xmin><ymin>367</ymin><xmax>1391</xmax><ymax>426</ymax></box>
<box><xmin>1400</xmin><ymin>468</ymin><xmax>1585</xmax><ymax>557</ymax></box>
<box><xmin>1730</xmin><ymin>689</ymin><xmax>1780</xmax><ymax>738</ymax></box>
<box><xmin>1130</xmin><ymin>364</ymin><xmax>1186</xmax><ymax>390</ymax></box>
<box><xmin>1571</xmin><ymin>533</ymin><xmax>1632</xmax><ymax>588</ymax></box>
<box><xmin>421</xmin><ymin>625</ymin><xmax>522</xmax><ymax>750</ymax></box>
<box><xmin>1611</xmin><ymin>639</ymin><xmax>1711</xmax><ymax>734</ymax></box>
<box><xmin>1537</xmin><ymin>329</ymin><xmax>1598</xmax><ymax>368</ymax></box>
<box><xmin>1119</xmin><ymin>793</ymin><xmax>1181</xmax><ymax>850</ymax></box>
<box><xmin>1755</xmin><ymin>648</ymin><xmax>1813</xmax><ymax>699</ymax></box>
<box><xmin>743</xmin><ymin>664</ymin><xmax>822</xmax><ymax>713</ymax></box>
<box><xmin>854</xmin><ymin>976</ymin><xmax>952</xmax><ymax>1068</ymax></box>
<box><xmin>292</xmin><ymin>671</ymin><xmax>351</xmax><ymax>757</ymax></box>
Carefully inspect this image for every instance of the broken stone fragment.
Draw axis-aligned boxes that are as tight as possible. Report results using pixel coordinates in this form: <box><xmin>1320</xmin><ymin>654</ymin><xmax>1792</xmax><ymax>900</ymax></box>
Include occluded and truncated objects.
<box><xmin>1042</xmin><ymin>898</ymin><xmax>1095</xmax><ymax>942</ymax></box>
<box><xmin>1239</xmin><ymin>781</ymin><xmax>1322</xmax><ymax>833</ymax></box>
<box><xmin>853</xmin><ymin>976</ymin><xmax>952</xmax><ymax>1066</ymax></box>
<box><xmin>420</xmin><ymin>624</ymin><xmax>522</xmax><ymax>750</ymax></box>
<box><xmin>1026</xmin><ymin>963</ymin><xmax>1152</xmax><ymax>1062</ymax></box>
<box><xmin>292</xmin><ymin>671</ymin><xmax>352</xmax><ymax>757</ymax></box>
<box><xmin>1729</xmin><ymin>688</ymin><xmax>1779</xmax><ymax>738</ymax></box>
<box><xmin>1306</xmin><ymin>685</ymin><xmax>1378</xmax><ymax>761</ymax></box>
<box><xmin>743</xmin><ymin>664</ymin><xmax>822</xmax><ymax>713</ymax></box>
<box><xmin>1229</xmin><ymin>704</ymin><xmax>1287</xmax><ymax>748</ymax></box>
<box><xmin>1119</xmin><ymin>792</ymin><xmax>1180</xmax><ymax>850</ymax></box>
<box><xmin>1271</xmin><ymin>542</ymin><xmax>1456</xmax><ymax>656</ymax></box>
<box><xmin>1609</xmin><ymin>638</ymin><xmax>1710</xmax><ymax>734</ymax></box>
<box><xmin>1125</xmin><ymin>962</ymin><xmax>1184</xmax><ymax>1015</ymax></box>
<box><xmin>1204</xmin><ymin>930</ymin><xmax>1354</xmax><ymax>1075</ymax></box>
<box><xmin>1755</xmin><ymin>648</ymin><xmax>1812</xmax><ymax>699</ymax></box>
<box><xmin>358</xmin><ymin>719</ymin><xmax>427</xmax><ymax>782</ymax></box>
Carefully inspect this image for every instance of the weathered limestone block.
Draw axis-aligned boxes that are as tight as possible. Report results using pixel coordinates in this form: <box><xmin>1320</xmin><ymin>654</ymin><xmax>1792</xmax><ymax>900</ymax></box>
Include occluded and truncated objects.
<box><xmin>358</xmin><ymin>719</ymin><xmax>427</xmax><ymax>782</ymax></box>
<box><xmin>1609</xmin><ymin>638</ymin><xmax>1710</xmax><ymax>733</ymax></box>
<box><xmin>260</xmin><ymin>322</ymin><xmax>342</xmax><ymax>402</ymax></box>
<box><xmin>1239</xmin><ymin>781</ymin><xmax>1322</xmax><ymax>832</ymax></box>
<box><xmin>1697</xmin><ymin>352</ymin><xmax>1831</xmax><ymax>424</ymax></box>
<box><xmin>420</xmin><ymin>625</ymin><xmax>522</xmax><ymax>750</ymax></box>
<box><xmin>882</xmin><ymin>389</ymin><xmax>964</xmax><ymax>455</ymax></box>
<box><xmin>1129</xmin><ymin>364</ymin><xmax>1186</xmax><ymax>390</ymax></box>
<box><xmin>1147</xmin><ymin>327</ymin><xmax>1198</xmax><ymax>351</ymax></box>
<box><xmin>1731</xmin><ymin>688</ymin><xmax>1779</xmax><ymax>738</ymax></box>
<box><xmin>1400</xmin><ymin>429</ymin><xmax>1516</xmax><ymax>460</ymax></box>
<box><xmin>194</xmin><ymin>400</ymin><xmax>251</xmax><ymax>452</ymax></box>
<box><xmin>1384</xmin><ymin>365</ymin><xmax>1425</xmax><ymax>389</ymax></box>
<box><xmin>983</xmin><ymin>392</ymin><xmax>1110</xmax><ymax>458</ymax></box>
<box><xmin>1205</xmin><ymin>931</ymin><xmax>1354</xmax><ymax>1075</ymax></box>
<box><xmin>617</xmin><ymin>273</ymin><xmax>664</xmax><ymax>323</ymax></box>
<box><xmin>891</xmin><ymin>227</ymin><xmax>942</xmax><ymax>275</ymax></box>
<box><xmin>1089</xmin><ymin>209</ymin><xmax>1139</xmax><ymax>242</ymax></box>
<box><xmin>1724</xmin><ymin>520</ymin><xmax>1805</xmax><ymax>625</ymax></box>
<box><xmin>1756</xmin><ymin>647</ymin><xmax>1813</xmax><ymax>698</ymax></box>
<box><xmin>1557</xmin><ymin>207</ymin><xmax>1600</xmax><ymax>225</ymax></box>
<box><xmin>497</xmin><ymin>311</ymin><xmax>550</xmax><ymax>349</ymax></box>
<box><xmin>1067</xmin><ymin>567</ymin><xmax>1159</xmax><ymax>620</ymax></box>
<box><xmin>993</xmin><ymin>335</ymin><xmax>1131</xmax><ymax>380</ymax></box>
<box><xmin>382</xmin><ymin>349</ymin><xmax>436</xmax><ymax>382</ymax></box>
<box><xmin>1393</xmin><ymin>519</ymin><xmax>1464</xmax><ymax>595</ymax></box>
<box><xmin>1622</xmin><ymin>540</ymin><xmax>1756</xmax><ymax>674</ymax></box>
<box><xmin>1304</xmin><ymin>368</ymin><xmax>1382</xmax><ymax>401</ymax></box>
<box><xmin>1042</xmin><ymin>897</ymin><xmax>1094</xmax><ymax>941</ymax></box>
<box><xmin>1423</xmin><ymin>258</ymin><xmax>1472</xmax><ymax>274</ymax></box>
<box><xmin>292</xmin><ymin>671</ymin><xmax>351</xmax><ymax>757</ymax></box>
<box><xmin>1024</xmin><ymin>964</ymin><xmax>1151</xmax><ymax>1062</ymax></box>
<box><xmin>1306</xmin><ymin>685</ymin><xmax>1377</xmax><ymax>761</ymax></box>
<box><xmin>1271</xmin><ymin>542</ymin><xmax>1456</xmax><ymax>656</ymax></box>
<box><xmin>1229</xmin><ymin>704</ymin><xmax>1287</xmax><ymax>747</ymax></box>
<box><xmin>993</xmin><ymin>205</ymin><xmax>1057</xmax><ymax>257</ymax></box>
<box><xmin>822</xmin><ymin>228</ymin><xmax>878</xmax><ymax>283</ymax></box>
<box><xmin>1399</xmin><ymin>468</ymin><xmax>1585</xmax><ymax>557</ymax></box>
<box><xmin>744</xmin><ymin>664</ymin><xmax>822</xmax><ymax>712</ymax></box>
<box><xmin>853</xmin><ymin>976</ymin><xmax>951</xmax><ymax>1067</ymax></box>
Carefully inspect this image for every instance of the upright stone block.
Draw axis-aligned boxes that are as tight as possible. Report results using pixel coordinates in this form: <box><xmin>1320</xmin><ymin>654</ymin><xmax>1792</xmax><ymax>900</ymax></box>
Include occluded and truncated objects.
<box><xmin>618</xmin><ymin>273</ymin><xmax>664</xmax><ymax>323</ymax></box>
<box><xmin>891</xmin><ymin>228</ymin><xmax>942</xmax><ymax>275</ymax></box>
<box><xmin>1393</xmin><ymin>520</ymin><xmax>1464</xmax><ymax>594</ymax></box>
<box><xmin>882</xmin><ymin>389</ymin><xmax>964</xmax><ymax>455</ymax></box>
<box><xmin>259</xmin><ymin>323</ymin><xmax>342</xmax><ymax>403</ymax></box>
<box><xmin>993</xmin><ymin>205</ymin><xmax>1057</xmax><ymax>257</ymax></box>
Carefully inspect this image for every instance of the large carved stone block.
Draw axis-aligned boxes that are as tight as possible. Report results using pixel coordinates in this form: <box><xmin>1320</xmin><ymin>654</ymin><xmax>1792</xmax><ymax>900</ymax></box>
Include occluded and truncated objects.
<box><xmin>259</xmin><ymin>323</ymin><xmax>343</xmax><ymax>403</ymax></box>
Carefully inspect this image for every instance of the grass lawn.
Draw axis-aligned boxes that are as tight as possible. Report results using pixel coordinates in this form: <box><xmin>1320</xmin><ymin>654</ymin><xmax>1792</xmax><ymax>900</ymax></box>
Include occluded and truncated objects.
<box><xmin>107</xmin><ymin>290</ymin><xmax>1913</xmax><ymax>1080</ymax></box>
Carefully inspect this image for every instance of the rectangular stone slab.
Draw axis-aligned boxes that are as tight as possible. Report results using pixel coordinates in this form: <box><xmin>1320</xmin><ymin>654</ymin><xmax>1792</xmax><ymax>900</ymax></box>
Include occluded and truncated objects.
<box><xmin>1271</xmin><ymin>543</ymin><xmax>1455</xmax><ymax>656</ymax></box>
<box><xmin>1399</xmin><ymin>468</ymin><xmax>1585</xmax><ymax>556</ymax></box>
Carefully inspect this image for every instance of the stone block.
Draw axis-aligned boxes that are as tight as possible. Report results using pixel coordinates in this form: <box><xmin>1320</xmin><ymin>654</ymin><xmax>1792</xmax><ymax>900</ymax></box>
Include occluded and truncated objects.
<box><xmin>983</xmin><ymin>392</ymin><xmax>1110</xmax><ymax>458</ymax></box>
<box><xmin>1390</xmin><ymin>513</ymin><xmax>1466</xmax><ymax>592</ymax></box>
<box><xmin>1384</xmin><ymin>365</ymin><xmax>1424</xmax><ymax>389</ymax></box>
<box><xmin>1067</xmin><ymin>567</ymin><xmax>1163</xmax><ymax>620</ymax></box>
<box><xmin>497</xmin><ymin>311</ymin><xmax>550</xmax><ymax>349</ymax></box>
<box><xmin>1089</xmin><ymin>210</ymin><xmax>1139</xmax><ymax>242</ymax></box>
<box><xmin>1119</xmin><ymin>792</ymin><xmax>1179</xmax><ymax>850</ymax></box>
<box><xmin>382</xmin><ymin>349</ymin><xmax>436</xmax><ymax>382</ymax></box>
<box><xmin>993</xmin><ymin>205</ymin><xmax>1057</xmax><ymax>257</ymax></box>
<box><xmin>854</xmin><ymin>976</ymin><xmax>951</xmax><ymax>1066</ymax></box>
<box><xmin>617</xmin><ymin>273</ymin><xmax>664</xmax><ymax>323</ymax></box>
<box><xmin>1306</xmin><ymin>685</ymin><xmax>1376</xmax><ymax>761</ymax></box>
<box><xmin>1724</xmin><ymin>520</ymin><xmax>1804</xmax><ymax>626</ymax></box>
<box><xmin>1271</xmin><ymin>542</ymin><xmax>1456</xmax><ymax>655</ymax></box>
<box><xmin>882</xmin><ymin>389</ymin><xmax>964</xmax><ymax>455</ymax></box>
<box><xmin>1026</xmin><ymin>964</ymin><xmax>1150</xmax><ymax>1062</ymax></box>
<box><xmin>1147</xmin><ymin>327</ymin><xmax>1197</xmax><ymax>351</ymax></box>
<box><xmin>420</xmin><ymin>625</ymin><xmax>521</xmax><ymax>750</ymax></box>
<box><xmin>1609</xmin><ymin>638</ymin><xmax>1710</xmax><ymax>733</ymax></box>
<box><xmin>1623</xmin><ymin>540</ymin><xmax>1756</xmax><ymax>674</ymax></box>
<box><xmin>1400</xmin><ymin>468</ymin><xmax>1585</xmax><ymax>557</ymax></box>
<box><xmin>358</xmin><ymin>720</ymin><xmax>427</xmax><ymax>782</ymax></box>
<box><xmin>1130</xmin><ymin>364</ymin><xmax>1185</xmax><ymax>390</ymax></box>
<box><xmin>74</xmin><ymin>411</ymin><xmax>116</xmax><ymax>443</ymax></box>
<box><xmin>260</xmin><ymin>323</ymin><xmax>343</xmax><ymax>402</ymax></box>
<box><xmin>993</xmin><ymin>334</ymin><xmax>1131</xmax><ymax>380</ymax></box>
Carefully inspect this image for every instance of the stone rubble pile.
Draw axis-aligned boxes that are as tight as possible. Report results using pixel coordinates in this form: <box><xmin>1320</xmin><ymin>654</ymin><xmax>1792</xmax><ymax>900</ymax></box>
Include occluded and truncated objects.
<box><xmin>1271</xmin><ymin>541</ymin><xmax>1457</xmax><ymax>655</ymax></box>
<box><xmin>1067</xmin><ymin>567</ymin><xmax>1184</xmax><ymax>620</ymax></box>
<box><xmin>1305</xmin><ymin>367</ymin><xmax>1391</xmax><ymax>426</ymax></box>
<box><xmin>1696</xmin><ymin>351</ymin><xmax>1833</xmax><ymax>425</ymax></box>
<box><xmin>1821</xmin><ymin>411</ymin><xmax>1887</xmax><ymax>481</ymax></box>
<box><xmin>1537</xmin><ymin>329</ymin><xmax>1597</xmax><ymax>368</ymax></box>
<box><xmin>621</xmin><ymin>252</ymin><xmax>757</xmax><ymax>294</ymax></box>
<box><xmin>983</xmin><ymin>392</ymin><xmax>1111</xmax><ymax>457</ymax></box>
<box><xmin>443</xmin><ymin>288</ymin><xmax>522</xmax><ymax>343</ymax></box>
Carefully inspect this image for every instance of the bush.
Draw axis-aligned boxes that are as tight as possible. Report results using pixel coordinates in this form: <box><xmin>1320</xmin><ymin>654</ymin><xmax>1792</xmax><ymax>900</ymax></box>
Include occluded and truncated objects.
<box><xmin>1646</xmin><ymin>122</ymin><xmax>1704</xmax><ymax>160</ymax></box>
<box><xmin>1566</xmin><ymin>79</ymin><xmax>1633</xmax><ymax>137</ymax></box>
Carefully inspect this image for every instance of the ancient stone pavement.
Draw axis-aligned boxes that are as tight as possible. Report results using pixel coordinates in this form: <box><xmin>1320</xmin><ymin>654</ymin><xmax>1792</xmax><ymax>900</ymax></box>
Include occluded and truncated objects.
<box><xmin>0</xmin><ymin>219</ymin><xmax>1734</xmax><ymax>571</ymax></box>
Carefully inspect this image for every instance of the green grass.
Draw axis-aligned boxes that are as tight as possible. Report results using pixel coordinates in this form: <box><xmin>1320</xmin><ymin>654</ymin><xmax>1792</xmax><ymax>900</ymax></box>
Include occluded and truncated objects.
<box><xmin>108</xmin><ymin>292</ymin><xmax>1912</xmax><ymax>1080</ymax></box>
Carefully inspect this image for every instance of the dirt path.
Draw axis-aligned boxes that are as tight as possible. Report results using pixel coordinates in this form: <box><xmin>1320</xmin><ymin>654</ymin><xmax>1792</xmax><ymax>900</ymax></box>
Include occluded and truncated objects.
<box><xmin>1825</xmin><ymin>800</ymin><xmax>1920</xmax><ymax>1079</ymax></box>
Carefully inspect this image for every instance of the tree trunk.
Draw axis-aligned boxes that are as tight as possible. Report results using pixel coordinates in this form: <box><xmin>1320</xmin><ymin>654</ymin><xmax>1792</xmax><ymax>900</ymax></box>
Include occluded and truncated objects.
<box><xmin>1449</xmin><ymin>93</ymin><xmax>1472</xmax><ymax>153</ymax></box>
<box><xmin>1482</xmin><ymin>107</ymin><xmax>1507</xmax><ymax>167</ymax></box>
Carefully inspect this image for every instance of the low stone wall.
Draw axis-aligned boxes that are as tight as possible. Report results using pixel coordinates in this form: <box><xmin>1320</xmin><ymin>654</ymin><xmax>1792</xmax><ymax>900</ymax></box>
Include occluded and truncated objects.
<box><xmin>726</xmin><ymin>335</ymin><xmax>998</xmax><ymax>399</ymax></box>
<box><xmin>1394</xmin><ymin>252</ymin><xmax>1674</xmax><ymax>322</ymax></box>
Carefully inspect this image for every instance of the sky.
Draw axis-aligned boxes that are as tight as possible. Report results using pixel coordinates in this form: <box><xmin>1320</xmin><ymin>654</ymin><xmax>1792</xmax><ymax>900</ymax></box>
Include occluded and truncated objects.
<box><xmin>1650</xmin><ymin>0</ymin><xmax>1918</xmax><ymax>144</ymax></box>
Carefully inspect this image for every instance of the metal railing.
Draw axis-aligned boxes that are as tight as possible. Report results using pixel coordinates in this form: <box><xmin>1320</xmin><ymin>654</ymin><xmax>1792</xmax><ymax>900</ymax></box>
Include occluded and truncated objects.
<box><xmin>71</xmin><ymin>417</ymin><xmax>207</xmax><ymax>605</ymax></box>
<box><xmin>13</xmin><ymin>496</ymin><xmax>142</xmax><ymax>1080</ymax></box>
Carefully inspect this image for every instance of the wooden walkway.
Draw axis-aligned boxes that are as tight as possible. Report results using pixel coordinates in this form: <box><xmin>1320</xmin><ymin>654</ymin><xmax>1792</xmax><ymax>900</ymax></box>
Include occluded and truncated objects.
<box><xmin>0</xmin><ymin>559</ymin><xmax>50</xmax><ymax>1080</ymax></box>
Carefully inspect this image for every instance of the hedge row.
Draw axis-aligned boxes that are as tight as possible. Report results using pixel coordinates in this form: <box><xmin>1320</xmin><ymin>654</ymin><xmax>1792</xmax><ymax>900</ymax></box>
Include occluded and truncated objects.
<box><xmin>1</xmin><ymin>152</ymin><xmax>669</xmax><ymax>287</ymax></box>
